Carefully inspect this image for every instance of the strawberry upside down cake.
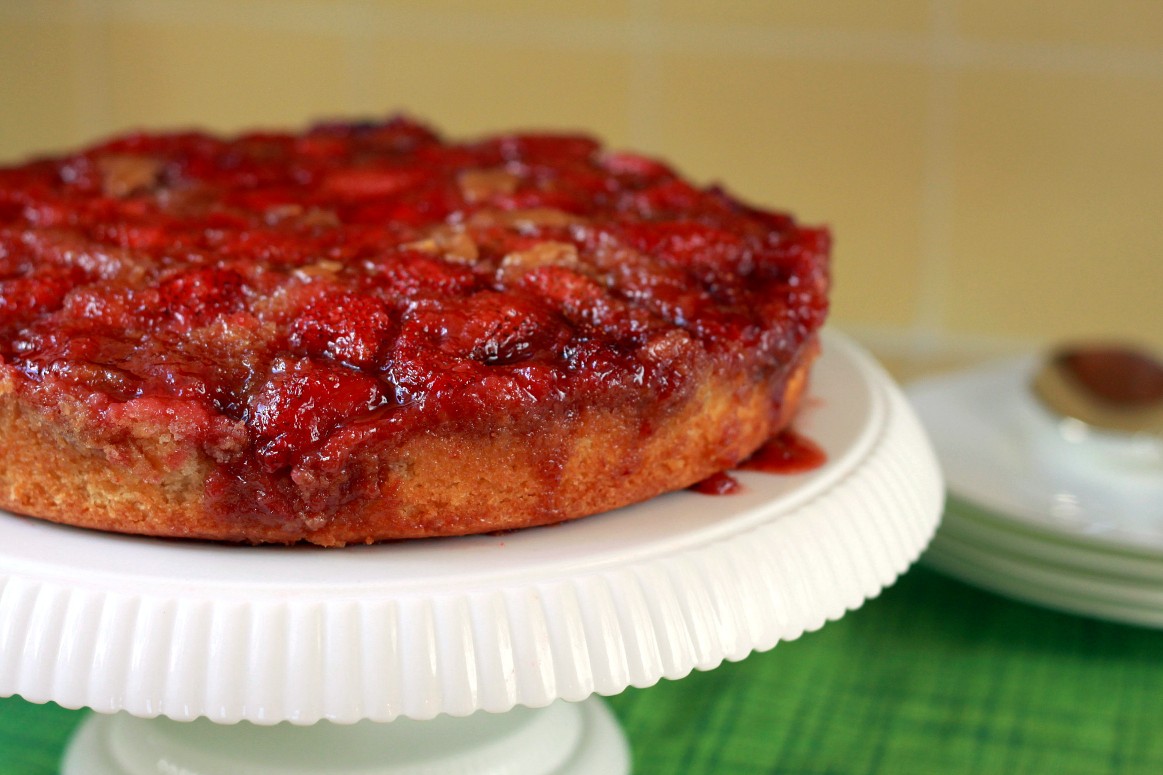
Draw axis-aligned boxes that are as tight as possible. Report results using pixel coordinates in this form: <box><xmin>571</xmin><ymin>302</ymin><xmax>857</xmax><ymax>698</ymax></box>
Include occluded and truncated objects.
<box><xmin>0</xmin><ymin>117</ymin><xmax>830</xmax><ymax>545</ymax></box>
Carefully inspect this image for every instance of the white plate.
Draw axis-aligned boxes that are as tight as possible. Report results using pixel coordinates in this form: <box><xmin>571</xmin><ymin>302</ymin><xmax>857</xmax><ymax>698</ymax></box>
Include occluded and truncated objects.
<box><xmin>934</xmin><ymin>531</ymin><xmax>1163</xmax><ymax>607</ymax></box>
<box><xmin>907</xmin><ymin>358</ymin><xmax>1163</xmax><ymax>555</ymax></box>
<box><xmin>941</xmin><ymin>497</ymin><xmax>1163</xmax><ymax>584</ymax></box>
<box><xmin>923</xmin><ymin>540</ymin><xmax>1163</xmax><ymax>628</ymax></box>
<box><xmin>924</xmin><ymin>532</ymin><xmax>1163</xmax><ymax>628</ymax></box>
<box><xmin>0</xmin><ymin>331</ymin><xmax>943</xmax><ymax>724</ymax></box>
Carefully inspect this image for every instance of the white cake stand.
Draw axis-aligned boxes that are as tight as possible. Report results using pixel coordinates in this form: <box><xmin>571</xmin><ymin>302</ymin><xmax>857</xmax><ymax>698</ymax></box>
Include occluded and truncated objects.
<box><xmin>0</xmin><ymin>332</ymin><xmax>943</xmax><ymax>774</ymax></box>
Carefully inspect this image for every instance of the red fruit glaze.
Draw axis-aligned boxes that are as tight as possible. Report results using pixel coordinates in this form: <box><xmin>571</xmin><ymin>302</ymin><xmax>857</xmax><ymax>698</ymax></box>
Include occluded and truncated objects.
<box><xmin>249</xmin><ymin>358</ymin><xmax>386</xmax><ymax>472</ymax></box>
<box><xmin>739</xmin><ymin>429</ymin><xmax>827</xmax><ymax>475</ymax></box>
<box><xmin>688</xmin><ymin>471</ymin><xmax>741</xmax><ymax>495</ymax></box>
<box><xmin>691</xmin><ymin>429</ymin><xmax>826</xmax><ymax>496</ymax></box>
<box><xmin>0</xmin><ymin>116</ymin><xmax>831</xmax><ymax>526</ymax></box>
<box><xmin>290</xmin><ymin>292</ymin><xmax>393</xmax><ymax>368</ymax></box>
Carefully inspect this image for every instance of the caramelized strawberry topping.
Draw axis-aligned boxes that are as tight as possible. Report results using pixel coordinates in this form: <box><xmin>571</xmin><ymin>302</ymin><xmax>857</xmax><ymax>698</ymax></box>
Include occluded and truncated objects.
<box><xmin>0</xmin><ymin>116</ymin><xmax>830</xmax><ymax>529</ymax></box>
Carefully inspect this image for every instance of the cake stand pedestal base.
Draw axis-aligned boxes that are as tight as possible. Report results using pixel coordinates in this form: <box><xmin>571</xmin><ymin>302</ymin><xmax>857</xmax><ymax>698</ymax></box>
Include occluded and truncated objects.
<box><xmin>63</xmin><ymin>698</ymin><xmax>629</xmax><ymax>775</ymax></box>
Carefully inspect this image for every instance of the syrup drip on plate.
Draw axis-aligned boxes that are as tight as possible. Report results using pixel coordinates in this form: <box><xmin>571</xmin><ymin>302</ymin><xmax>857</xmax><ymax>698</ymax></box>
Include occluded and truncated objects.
<box><xmin>687</xmin><ymin>471</ymin><xmax>742</xmax><ymax>495</ymax></box>
<box><xmin>740</xmin><ymin>428</ymin><xmax>827</xmax><ymax>474</ymax></box>
<box><xmin>689</xmin><ymin>429</ymin><xmax>826</xmax><ymax>496</ymax></box>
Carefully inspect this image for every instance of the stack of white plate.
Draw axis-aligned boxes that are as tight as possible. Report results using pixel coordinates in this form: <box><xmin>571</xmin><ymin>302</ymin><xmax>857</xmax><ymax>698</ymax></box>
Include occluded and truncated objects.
<box><xmin>906</xmin><ymin>357</ymin><xmax>1163</xmax><ymax>628</ymax></box>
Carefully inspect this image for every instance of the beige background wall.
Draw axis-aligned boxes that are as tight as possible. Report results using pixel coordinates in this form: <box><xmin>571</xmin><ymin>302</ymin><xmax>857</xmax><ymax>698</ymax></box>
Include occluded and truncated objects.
<box><xmin>2</xmin><ymin>0</ymin><xmax>1161</xmax><ymax>364</ymax></box>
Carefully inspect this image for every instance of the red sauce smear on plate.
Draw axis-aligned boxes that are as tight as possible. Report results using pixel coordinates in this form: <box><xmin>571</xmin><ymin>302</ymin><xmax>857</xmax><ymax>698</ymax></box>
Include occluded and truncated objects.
<box><xmin>688</xmin><ymin>471</ymin><xmax>742</xmax><ymax>495</ymax></box>
<box><xmin>740</xmin><ymin>428</ymin><xmax>827</xmax><ymax>474</ymax></box>
<box><xmin>689</xmin><ymin>429</ymin><xmax>826</xmax><ymax>495</ymax></box>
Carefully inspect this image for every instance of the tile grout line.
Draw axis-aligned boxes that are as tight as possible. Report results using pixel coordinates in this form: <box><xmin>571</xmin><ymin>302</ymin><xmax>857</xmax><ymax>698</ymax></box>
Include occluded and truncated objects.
<box><xmin>5</xmin><ymin>1</ymin><xmax>1163</xmax><ymax>79</ymax></box>
<box><xmin>909</xmin><ymin>0</ymin><xmax>960</xmax><ymax>356</ymax></box>
<box><xmin>626</xmin><ymin>0</ymin><xmax>663</xmax><ymax>152</ymax></box>
<box><xmin>12</xmin><ymin>0</ymin><xmax>1160</xmax><ymax>79</ymax></box>
<box><xmin>950</xmin><ymin>36</ymin><xmax>1163</xmax><ymax>80</ymax></box>
<box><xmin>654</xmin><ymin>24</ymin><xmax>931</xmax><ymax>66</ymax></box>
<box><xmin>841</xmin><ymin>322</ymin><xmax>1036</xmax><ymax>364</ymax></box>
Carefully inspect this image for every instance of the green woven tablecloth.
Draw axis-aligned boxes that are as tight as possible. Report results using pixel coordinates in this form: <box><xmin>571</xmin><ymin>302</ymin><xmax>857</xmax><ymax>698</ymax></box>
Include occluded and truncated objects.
<box><xmin>2</xmin><ymin>565</ymin><xmax>1160</xmax><ymax>774</ymax></box>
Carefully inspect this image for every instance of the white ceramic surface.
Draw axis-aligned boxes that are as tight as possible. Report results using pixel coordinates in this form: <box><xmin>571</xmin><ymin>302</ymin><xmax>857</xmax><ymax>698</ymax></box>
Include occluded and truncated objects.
<box><xmin>924</xmin><ymin>497</ymin><xmax>1163</xmax><ymax>628</ymax></box>
<box><xmin>910</xmin><ymin>356</ymin><xmax>1163</xmax><ymax>628</ymax></box>
<box><xmin>0</xmin><ymin>331</ymin><xmax>943</xmax><ymax>725</ymax></box>
<box><xmin>941</xmin><ymin>497</ymin><xmax>1163</xmax><ymax>584</ymax></box>
<box><xmin>64</xmin><ymin>698</ymin><xmax>628</xmax><ymax>775</ymax></box>
<box><xmin>924</xmin><ymin>536</ymin><xmax>1163</xmax><ymax>629</ymax></box>
<box><xmin>929</xmin><ymin>531</ymin><xmax>1163</xmax><ymax>608</ymax></box>
<box><xmin>908</xmin><ymin>358</ymin><xmax>1163</xmax><ymax>555</ymax></box>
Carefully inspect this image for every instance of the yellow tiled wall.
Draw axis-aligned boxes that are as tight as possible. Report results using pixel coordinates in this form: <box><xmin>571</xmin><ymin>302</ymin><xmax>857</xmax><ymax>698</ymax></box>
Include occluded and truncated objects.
<box><xmin>2</xmin><ymin>0</ymin><xmax>1161</xmax><ymax>358</ymax></box>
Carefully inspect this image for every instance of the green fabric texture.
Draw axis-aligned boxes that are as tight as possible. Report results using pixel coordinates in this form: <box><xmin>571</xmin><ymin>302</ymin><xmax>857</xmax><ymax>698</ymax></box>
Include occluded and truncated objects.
<box><xmin>2</xmin><ymin>566</ymin><xmax>1160</xmax><ymax>774</ymax></box>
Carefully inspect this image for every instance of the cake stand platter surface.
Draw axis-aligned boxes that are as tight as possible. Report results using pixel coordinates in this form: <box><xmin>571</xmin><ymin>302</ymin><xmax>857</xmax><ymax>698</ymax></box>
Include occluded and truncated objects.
<box><xmin>0</xmin><ymin>331</ymin><xmax>943</xmax><ymax>774</ymax></box>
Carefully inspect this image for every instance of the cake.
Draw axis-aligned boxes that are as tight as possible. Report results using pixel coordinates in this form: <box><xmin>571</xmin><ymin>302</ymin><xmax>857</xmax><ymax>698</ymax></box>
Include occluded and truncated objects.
<box><xmin>0</xmin><ymin>117</ymin><xmax>830</xmax><ymax>545</ymax></box>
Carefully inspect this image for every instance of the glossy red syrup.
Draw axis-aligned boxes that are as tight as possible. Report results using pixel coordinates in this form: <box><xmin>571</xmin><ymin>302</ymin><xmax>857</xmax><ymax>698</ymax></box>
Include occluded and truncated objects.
<box><xmin>688</xmin><ymin>471</ymin><xmax>741</xmax><ymax>495</ymax></box>
<box><xmin>0</xmin><ymin>116</ymin><xmax>831</xmax><ymax>528</ymax></box>
<box><xmin>690</xmin><ymin>429</ymin><xmax>826</xmax><ymax>496</ymax></box>
<box><xmin>740</xmin><ymin>429</ymin><xmax>827</xmax><ymax>474</ymax></box>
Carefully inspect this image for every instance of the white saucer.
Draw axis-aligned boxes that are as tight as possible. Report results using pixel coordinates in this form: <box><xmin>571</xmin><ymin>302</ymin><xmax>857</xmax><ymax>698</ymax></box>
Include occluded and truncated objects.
<box><xmin>909</xmin><ymin>356</ymin><xmax>1163</xmax><ymax>627</ymax></box>
<box><xmin>923</xmin><ymin>537</ymin><xmax>1163</xmax><ymax>629</ymax></box>
<box><xmin>907</xmin><ymin>357</ymin><xmax>1163</xmax><ymax>555</ymax></box>
<box><xmin>940</xmin><ymin>497</ymin><xmax>1163</xmax><ymax>584</ymax></box>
